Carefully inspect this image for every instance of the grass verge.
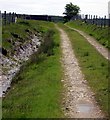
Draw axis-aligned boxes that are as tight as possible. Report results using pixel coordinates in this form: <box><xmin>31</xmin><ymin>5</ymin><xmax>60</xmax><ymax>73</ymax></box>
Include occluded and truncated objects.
<box><xmin>58</xmin><ymin>23</ymin><xmax>109</xmax><ymax>117</ymax></box>
<box><xmin>2</xmin><ymin>22</ymin><xmax>64</xmax><ymax>118</ymax></box>
<box><xmin>2</xmin><ymin>19</ymin><xmax>54</xmax><ymax>55</ymax></box>
<box><xmin>66</xmin><ymin>20</ymin><xmax>110</xmax><ymax>49</ymax></box>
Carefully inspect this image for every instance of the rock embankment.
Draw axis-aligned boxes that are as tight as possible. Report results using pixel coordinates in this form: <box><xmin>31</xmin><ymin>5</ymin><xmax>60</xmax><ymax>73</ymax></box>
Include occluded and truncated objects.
<box><xmin>0</xmin><ymin>35</ymin><xmax>41</xmax><ymax>97</ymax></box>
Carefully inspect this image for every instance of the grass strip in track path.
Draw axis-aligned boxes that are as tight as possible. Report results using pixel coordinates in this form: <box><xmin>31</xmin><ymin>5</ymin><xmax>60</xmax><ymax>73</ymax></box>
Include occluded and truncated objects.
<box><xmin>66</xmin><ymin>20</ymin><xmax>110</xmax><ymax>49</ymax></box>
<box><xmin>65</xmin><ymin>24</ymin><xmax>110</xmax><ymax>61</ymax></box>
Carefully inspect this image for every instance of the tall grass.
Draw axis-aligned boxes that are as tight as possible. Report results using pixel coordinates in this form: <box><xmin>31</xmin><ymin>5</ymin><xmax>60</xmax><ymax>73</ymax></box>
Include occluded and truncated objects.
<box><xmin>2</xmin><ymin>19</ymin><xmax>55</xmax><ymax>54</ymax></box>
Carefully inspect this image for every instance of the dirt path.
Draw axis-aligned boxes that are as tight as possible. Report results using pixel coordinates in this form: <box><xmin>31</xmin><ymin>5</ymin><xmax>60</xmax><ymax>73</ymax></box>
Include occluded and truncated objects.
<box><xmin>65</xmin><ymin>25</ymin><xmax>110</xmax><ymax>61</ymax></box>
<box><xmin>55</xmin><ymin>25</ymin><xmax>105</xmax><ymax>118</ymax></box>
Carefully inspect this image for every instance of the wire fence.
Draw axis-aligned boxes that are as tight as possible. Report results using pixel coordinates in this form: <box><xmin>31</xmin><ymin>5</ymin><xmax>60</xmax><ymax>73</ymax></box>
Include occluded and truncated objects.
<box><xmin>71</xmin><ymin>14</ymin><xmax>110</xmax><ymax>27</ymax></box>
<box><xmin>1</xmin><ymin>11</ymin><xmax>17</xmax><ymax>25</ymax></box>
<box><xmin>0</xmin><ymin>11</ymin><xmax>64</xmax><ymax>25</ymax></box>
<box><xmin>1</xmin><ymin>11</ymin><xmax>110</xmax><ymax>27</ymax></box>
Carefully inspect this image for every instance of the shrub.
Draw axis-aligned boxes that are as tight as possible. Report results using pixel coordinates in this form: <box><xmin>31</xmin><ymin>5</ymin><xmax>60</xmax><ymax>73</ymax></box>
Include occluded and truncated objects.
<box><xmin>38</xmin><ymin>29</ymin><xmax>55</xmax><ymax>56</ymax></box>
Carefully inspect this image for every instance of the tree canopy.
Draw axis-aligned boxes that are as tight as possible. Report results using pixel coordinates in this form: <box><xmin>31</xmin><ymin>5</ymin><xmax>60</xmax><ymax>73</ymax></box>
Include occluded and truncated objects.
<box><xmin>63</xmin><ymin>2</ymin><xmax>80</xmax><ymax>21</ymax></box>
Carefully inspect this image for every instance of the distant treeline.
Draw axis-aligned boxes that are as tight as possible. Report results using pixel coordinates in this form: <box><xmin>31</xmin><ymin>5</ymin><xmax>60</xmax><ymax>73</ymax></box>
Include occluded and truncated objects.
<box><xmin>18</xmin><ymin>14</ymin><xmax>64</xmax><ymax>22</ymax></box>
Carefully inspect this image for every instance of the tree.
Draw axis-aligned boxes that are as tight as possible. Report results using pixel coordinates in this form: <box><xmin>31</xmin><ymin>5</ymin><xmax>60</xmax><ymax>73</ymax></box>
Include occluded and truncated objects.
<box><xmin>63</xmin><ymin>2</ymin><xmax>80</xmax><ymax>21</ymax></box>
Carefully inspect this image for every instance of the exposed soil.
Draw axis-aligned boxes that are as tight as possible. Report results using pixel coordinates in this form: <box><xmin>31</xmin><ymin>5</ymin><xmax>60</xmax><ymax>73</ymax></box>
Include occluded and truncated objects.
<box><xmin>66</xmin><ymin>25</ymin><xmax>110</xmax><ymax>61</ymax></box>
<box><xmin>56</xmin><ymin>25</ymin><xmax>105</xmax><ymax>118</ymax></box>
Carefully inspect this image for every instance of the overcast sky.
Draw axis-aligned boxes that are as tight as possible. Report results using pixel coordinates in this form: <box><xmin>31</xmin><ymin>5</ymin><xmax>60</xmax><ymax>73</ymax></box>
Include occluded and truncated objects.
<box><xmin>0</xmin><ymin>0</ymin><xmax>109</xmax><ymax>18</ymax></box>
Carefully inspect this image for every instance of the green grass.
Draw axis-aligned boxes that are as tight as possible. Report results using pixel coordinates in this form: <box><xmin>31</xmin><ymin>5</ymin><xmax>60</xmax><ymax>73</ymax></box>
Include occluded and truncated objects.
<box><xmin>2</xmin><ymin>19</ymin><xmax>55</xmax><ymax>54</ymax></box>
<box><xmin>2</xmin><ymin>22</ymin><xmax>64</xmax><ymax>118</ymax></box>
<box><xmin>58</xmin><ymin>23</ymin><xmax>109</xmax><ymax>116</ymax></box>
<box><xmin>66</xmin><ymin>20</ymin><xmax>110</xmax><ymax>49</ymax></box>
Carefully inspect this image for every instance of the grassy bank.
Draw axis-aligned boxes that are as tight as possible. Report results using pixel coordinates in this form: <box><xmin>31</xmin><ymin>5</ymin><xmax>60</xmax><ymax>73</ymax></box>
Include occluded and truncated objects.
<box><xmin>66</xmin><ymin>20</ymin><xmax>110</xmax><ymax>49</ymax></box>
<box><xmin>2</xmin><ymin>21</ymin><xmax>64</xmax><ymax>118</ymax></box>
<box><xmin>2</xmin><ymin>19</ymin><xmax>54</xmax><ymax>55</ymax></box>
<box><xmin>58</xmin><ymin>23</ymin><xmax>109</xmax><ymax>116</ymax></box>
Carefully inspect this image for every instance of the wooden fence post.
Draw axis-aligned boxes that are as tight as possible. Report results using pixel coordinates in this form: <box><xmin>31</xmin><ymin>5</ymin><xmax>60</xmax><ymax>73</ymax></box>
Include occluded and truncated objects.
<box><xmin>12</xmin><ymin>12</ymin><xmax>15</xmax><ymax>23</ymax></box>
<box><xmin>85</xmin><ymin>14</ymin><xmax>88</xmax><ymax>23</ymax></box>
<box><xmin>91</xmin><ymin>15</ymin><xmax>92</xmax><ymax>19</ymax></box>
<box><xmin>93</xmin><ymin>15</ymin><xmax>95</xmax><ymax>24</ymax></box>
<box><xmin>8</xmin><ymin>12</ymin><xmax>11</xmax><ymax>24</ymax></box>
<box><xmin>0</xmin><ymin>11</ymin><xmax>1</xmax><ymax>25</ymax></box>
<box><xmin>101</xmin><ymin>17</ymin><xmax>103</xmax><ymax>28</ymax></box>
<box><xmin>104</xmin><ymin>16</ymin><xmax>106</xmax><ymax>27</ymax></box>
<box><xmin>0</xmin><ymin>11</ymin><xmax>2</xmax><ymax>20</ymax></box>
<box><xmin>0</xmin><ymin>11</ymin><xmax>2</xmax><ymax>51</ymax></box>
<box><xmin>109</xmin><ymin>14</ymin><xmax>110</xmax><ymax>27</ymax></box>
<box><xmin>7</xmin><ymin>13</ymin><xmax>10</xmax><ymax>24</ymax></box>
<box><xmin>90</xmin><ymin>15</ymin><xmax>92</xmax><ymax>24</ymax></box>
<box><xmin>96</xmin><ymin>15</ymin><xmax>98</xmax><ymax>26</ymax></box>
<box><xmin>99</xmin><ymin>17</ymin><xmax>101</xmax><ymax>27</ymax></box>
<box><xmin>4</xmin><ymin>11</ymin><xmax>6</xmax><ymax>25</ymax></box>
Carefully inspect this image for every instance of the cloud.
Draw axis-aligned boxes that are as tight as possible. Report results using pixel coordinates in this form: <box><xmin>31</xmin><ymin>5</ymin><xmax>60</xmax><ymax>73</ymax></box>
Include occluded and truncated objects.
<box><xmin>0</xmin><ymin>0</ymin><xmax>108</xmax><ymax>17</ymax></box>
<box><xmin>72</xmin><ymin>0</ymin><xmax>108</xmax><ymax>17</ymax></box>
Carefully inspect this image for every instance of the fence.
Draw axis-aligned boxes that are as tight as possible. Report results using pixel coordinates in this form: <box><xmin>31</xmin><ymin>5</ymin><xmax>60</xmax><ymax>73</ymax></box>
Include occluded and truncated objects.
<box><xmin>1</xmin><ymin>11</ymin><xmax>64</xmax><ymax>25</ymax></box>
<box><xmin>71</xmin><ymin>14</ymin><xmax>110</xmax><ymax>27</ymax></box>
<box><xmin>1</xmin><ymin>11</ymin><xmax>109</xmax><ymax>27</ymax></box>
<box><xmin>1</xmin><ymin>11</ymin><xmax>17</xmax><ymax>25</ymax></box>
<box><xmin>18</xmin><ymin>14</ymin><xmax>64</xmax><ymax>22</ymax></box>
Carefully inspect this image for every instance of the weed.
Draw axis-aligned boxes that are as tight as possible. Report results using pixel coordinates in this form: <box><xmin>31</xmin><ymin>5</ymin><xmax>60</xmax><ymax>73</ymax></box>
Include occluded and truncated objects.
<box><xmin>101</xmin><ymin>62</ymin><xmax>106</xmax><ymax>67</ymax></box>
<box><xmin>83</xmin><ymin>52</ymin><xmax>89</xmax><ymax>57</ymax></box>
<box><xmin>39</xmin><ymin>29</ymin><xmax>55</xmax><ymax>56</ymax></box>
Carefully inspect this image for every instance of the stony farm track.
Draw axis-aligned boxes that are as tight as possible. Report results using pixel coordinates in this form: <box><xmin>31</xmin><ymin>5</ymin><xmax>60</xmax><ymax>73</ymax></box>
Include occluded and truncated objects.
<box><xmin>65</xmin><ymin>25</ymin><xmax>110</xmax><ymax>61</ymax></box>
<box><xmin>2</xmin><ymin>20</ymin><xmax>109</xmax><ymax>118</ymax></box>
<box><xmin>56</xmin><ymin>24</ymin><xmax>105</xmax><ymax>118</ymax></box>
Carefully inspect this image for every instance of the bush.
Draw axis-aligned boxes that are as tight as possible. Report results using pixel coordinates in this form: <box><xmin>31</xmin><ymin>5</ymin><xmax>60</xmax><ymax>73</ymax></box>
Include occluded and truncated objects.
<box><xmin>38</xmin><ymin>29</ymin><xmax>56</xmax><ymax>56</ymax></box>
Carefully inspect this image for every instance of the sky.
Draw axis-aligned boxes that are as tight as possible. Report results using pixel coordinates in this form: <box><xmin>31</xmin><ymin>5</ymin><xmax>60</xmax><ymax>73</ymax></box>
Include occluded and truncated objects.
<box><xmin>0</xmin><ymin>0</ymin><xmax>109</xmax><ymax>18</ymax></box>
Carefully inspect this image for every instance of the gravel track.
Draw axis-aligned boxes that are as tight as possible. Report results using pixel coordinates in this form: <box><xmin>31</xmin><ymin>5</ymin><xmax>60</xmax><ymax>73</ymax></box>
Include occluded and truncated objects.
<box><xmin>56</xmin><ymin>25</ymin><xmax>105</xmax><ymax>118</ymax></box>
<box><xmin>66</xmin><ymin>25</ymin><xmax>110</xmax><ymax>61</ymax></box>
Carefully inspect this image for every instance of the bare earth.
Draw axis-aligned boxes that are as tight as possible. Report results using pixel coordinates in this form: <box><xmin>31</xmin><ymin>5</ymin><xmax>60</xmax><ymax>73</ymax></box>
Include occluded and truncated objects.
<box><xmin>66</xmin><ymin>25</ymin><xmax>110</xmax><ymax>61</ymax></box>
<box><xmin>56</xmin><ymin>25</ymin><xmax>105</xmax><ymax>118</ymax></box>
